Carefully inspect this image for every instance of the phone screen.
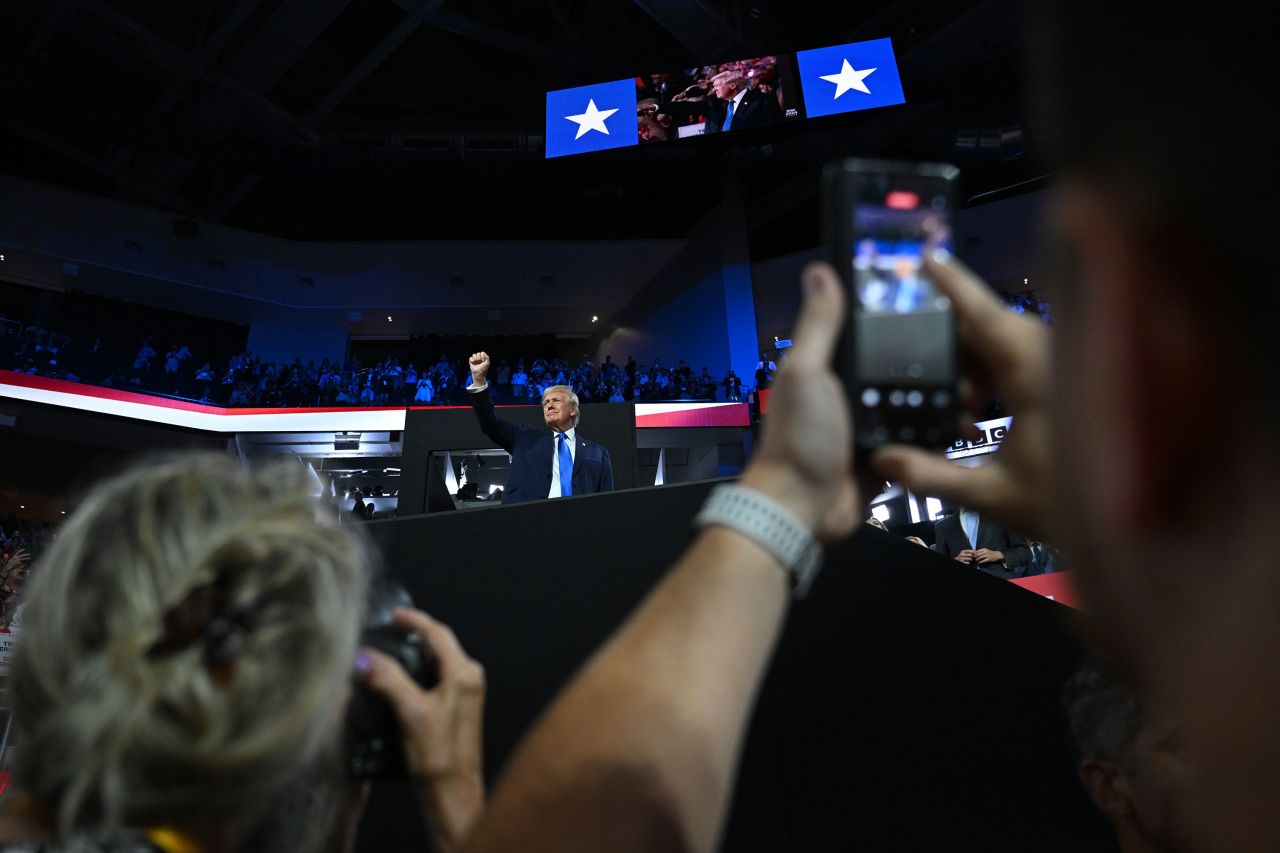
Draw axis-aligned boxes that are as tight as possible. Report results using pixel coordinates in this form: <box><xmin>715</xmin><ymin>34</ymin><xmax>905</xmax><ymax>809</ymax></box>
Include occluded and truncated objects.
<box><xmin>826</xmin><ymin>159</ymin><xmax>960</xmax><ymax>449</ymax></box>
<box><xmin>851</xmin><ymin>189</ymin><xmax>954</xmax><ymax>386</ymax></box>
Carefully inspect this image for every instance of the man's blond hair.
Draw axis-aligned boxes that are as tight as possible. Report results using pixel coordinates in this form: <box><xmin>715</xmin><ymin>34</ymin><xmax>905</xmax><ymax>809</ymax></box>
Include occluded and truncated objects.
<box><xmin>543</xmin><ymin>384</ymin><xmax>581</xmax><ymax>425</ymax></box>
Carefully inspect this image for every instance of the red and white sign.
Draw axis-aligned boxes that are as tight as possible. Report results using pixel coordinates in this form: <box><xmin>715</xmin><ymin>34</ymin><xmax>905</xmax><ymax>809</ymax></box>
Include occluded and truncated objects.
<box><xmin>0</xmin><ymin>370</ymin><xmax>404</xmax><ymax>433</ymax></box>
<box><xmin>0</xmin><ymin>626</ymin><xmax>18</xmax><ymax>677</ymax></box>
<box><xmin>633</xmin><ymin>402</ymin><xmax>750</xmax><ymax>428</ymax></box>
<box><xmin>1010</xmin><ymin>572</ymin><xmax>1080</xmax><ymax>610</ymax></box>
<box><xmin>1</xmin><ymin>371</ymin><xmax>752</xmax><ymax>433</ymax></box>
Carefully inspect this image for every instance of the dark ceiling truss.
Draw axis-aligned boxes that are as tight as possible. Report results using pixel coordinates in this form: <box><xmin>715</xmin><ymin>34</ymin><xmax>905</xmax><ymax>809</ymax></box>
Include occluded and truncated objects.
<box><xmin>632</xmin><ymin>0</ymin><xmax>751</xmax><ymax>59</ymax></box>
<box><xmin>2</xmin><ymin>0</ymin><xmax>584</xmax><ymax>222</ymax></box>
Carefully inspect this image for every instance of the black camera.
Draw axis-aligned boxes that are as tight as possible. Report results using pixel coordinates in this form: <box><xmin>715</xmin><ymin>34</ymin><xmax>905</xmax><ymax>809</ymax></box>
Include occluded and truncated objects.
<box><xmin>345</xmin><ymin>579</ymin><xmax>440</xmax><ymax>778</ymax></box>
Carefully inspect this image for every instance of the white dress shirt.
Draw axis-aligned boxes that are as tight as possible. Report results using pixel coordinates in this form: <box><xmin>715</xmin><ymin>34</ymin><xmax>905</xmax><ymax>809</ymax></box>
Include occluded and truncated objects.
<box><xmin>549</xmin><ymin>427</ymin><xmax>577</xmax><ymax>498</ymax></box>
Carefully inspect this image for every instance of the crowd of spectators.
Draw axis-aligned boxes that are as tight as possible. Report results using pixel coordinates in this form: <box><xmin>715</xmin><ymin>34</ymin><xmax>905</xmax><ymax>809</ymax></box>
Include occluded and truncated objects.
<box><xmin>3</xmin><ymin>290</ymin><xmax>1050</xmax><ymax>412</ymax></box>
<box><xmin>2</xmin><ymin>516</ymin><xmax>50</xmax><ymax>630</ymax></box>
<box><xmin>1005</xmin><ymin>289</ymin><xmax>1053</xmax><ymax>324</ymax></box>
<box><xmin>481</xmin><ymin>354</ymin><xmax>738</xmax><ymax>404</ymax></box>
<box><xmin>0</xmin><ymin>320</ymin><xmax>756</xmax><ymax>408</ymax></box>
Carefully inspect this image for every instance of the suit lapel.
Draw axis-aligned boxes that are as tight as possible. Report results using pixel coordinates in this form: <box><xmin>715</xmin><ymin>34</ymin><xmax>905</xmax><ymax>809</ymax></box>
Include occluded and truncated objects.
<box><xmin>571</xmin><ymin>436</ymin><xmax>586</xmax><ymax>489</ymax></box>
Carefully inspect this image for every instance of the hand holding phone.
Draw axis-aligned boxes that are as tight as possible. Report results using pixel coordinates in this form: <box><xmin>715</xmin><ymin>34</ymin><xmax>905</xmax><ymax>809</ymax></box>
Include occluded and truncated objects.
<box><xmin>823</xmin><ymin>158</ymin><xmax>961</xmax><ymax>451</ymax></box>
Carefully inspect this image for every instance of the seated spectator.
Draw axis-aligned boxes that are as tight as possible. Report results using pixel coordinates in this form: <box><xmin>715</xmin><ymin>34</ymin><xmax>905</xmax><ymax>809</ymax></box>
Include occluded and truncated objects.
<box><xmin>1027</xmin><ymin>540</ymin><xmax>1063</xmax><ymax>575</ymax></box>
<box><xmin>133</xmin><ymin>338</ymin><xmax>156</xmax><ymax>371</ymax></box>
<box><xmin>0</xmin><ymin>456</ymin><xmax>485</xmax><ymax>852</ymax></box>
<box><xmin>698</xmin><ymin>367</ymin><xmax>717</xmax><ymax>400</ymax></box>
<box><xmin>414</xmin><ymin>375</ymin><xmax>435</xmax><ymax>404</ymax></box>
<box><xmin>724</xmin><ymin>369</ymin><xmax>742</xmax><ymax>402</ymax></box>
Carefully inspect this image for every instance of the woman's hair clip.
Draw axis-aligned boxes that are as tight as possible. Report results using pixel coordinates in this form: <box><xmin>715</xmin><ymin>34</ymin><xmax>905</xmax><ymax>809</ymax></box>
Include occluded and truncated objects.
<box><xmin>147</xmin><ymin>572</ymin><xmax>257</xmax><ymax>684</ymax></box>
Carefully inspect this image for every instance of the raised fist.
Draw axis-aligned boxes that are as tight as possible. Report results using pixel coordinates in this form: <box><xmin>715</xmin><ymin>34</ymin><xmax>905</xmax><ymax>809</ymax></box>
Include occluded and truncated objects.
<box><xmin>468</xmin><ymin>352</ymin><xmax>490</xmax><ymax>385</ymax></box>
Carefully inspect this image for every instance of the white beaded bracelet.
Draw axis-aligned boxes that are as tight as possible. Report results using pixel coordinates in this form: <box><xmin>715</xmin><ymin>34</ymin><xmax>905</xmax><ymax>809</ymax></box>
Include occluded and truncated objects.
<box><xmin>693</xmin><ymin>483</ymin><xmax>823</xmax><ymax>598</ymax></box>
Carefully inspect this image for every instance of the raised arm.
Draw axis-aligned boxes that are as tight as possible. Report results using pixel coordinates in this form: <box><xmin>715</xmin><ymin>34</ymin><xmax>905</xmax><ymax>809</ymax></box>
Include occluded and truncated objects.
<box><xmin>466</xmin><ymin>352</ymin><xmax>517</xmax><ymax>453</ymax></box>
<box><xmin>463</xmin><ymin>264</ymin><xmax>858</xmax><ymax>853</ymax></box>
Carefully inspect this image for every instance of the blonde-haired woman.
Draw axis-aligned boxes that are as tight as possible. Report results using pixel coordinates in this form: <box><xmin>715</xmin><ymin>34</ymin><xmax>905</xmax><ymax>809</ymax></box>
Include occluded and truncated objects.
<box><xmin>0</xmin><ymin>455</ymin><xmax>485</xmax><ymax>853</ymax></box>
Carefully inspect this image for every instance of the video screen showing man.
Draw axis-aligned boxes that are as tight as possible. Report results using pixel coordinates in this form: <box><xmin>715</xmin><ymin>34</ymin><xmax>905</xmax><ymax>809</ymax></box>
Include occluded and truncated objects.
<box><xmin>852</xmin><ymin>206</ymin><xmax>950</xmax><ymax>314</ymax></box>
<box><xmin>466</xmin><ymin>352</ymin><xmax>614</xmax><ymax>504</ymax></box>
<box><xmin>635</xmin><ymin>55</ymin><xmax>800</xmax><ymax>142</ymax></box>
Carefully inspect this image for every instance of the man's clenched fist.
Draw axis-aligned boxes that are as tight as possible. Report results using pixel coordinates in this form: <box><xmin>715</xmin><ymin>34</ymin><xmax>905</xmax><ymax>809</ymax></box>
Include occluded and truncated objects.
<box><xmin>469</xmin><ymin>352</ymin><xmax>490</xmax><ymax>386</ymax></box>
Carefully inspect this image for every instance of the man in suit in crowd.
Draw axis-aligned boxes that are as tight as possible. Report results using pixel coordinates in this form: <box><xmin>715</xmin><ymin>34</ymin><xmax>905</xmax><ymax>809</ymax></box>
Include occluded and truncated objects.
<box><xmin>467</xmin><ymin>351</ymin><xmax>614</xmax><ymax>505</ymax></box>
<box><xmin>933</xmin><ymin>506</ymin><xmax>1031</xmax><ymax>580</ymax></box>
<box><xmin>703</xmin><ymin>72</ymin><xmax>782</xmax><ymax>134</ymax></box>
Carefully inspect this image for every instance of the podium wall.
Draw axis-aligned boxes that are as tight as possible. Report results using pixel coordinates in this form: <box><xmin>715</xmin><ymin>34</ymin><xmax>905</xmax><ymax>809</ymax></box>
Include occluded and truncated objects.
<box><xmin>357</xmin><ymin>480</ymin><xmax>1114</xmax><ymax>853</ymax></box>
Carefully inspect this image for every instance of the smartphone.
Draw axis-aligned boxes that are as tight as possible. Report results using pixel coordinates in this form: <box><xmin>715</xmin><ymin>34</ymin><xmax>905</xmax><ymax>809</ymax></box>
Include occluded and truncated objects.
<box><xmin>823</xmin><ymin>158</ymin><xmax>961</xmax><ymax>450</ymax></box>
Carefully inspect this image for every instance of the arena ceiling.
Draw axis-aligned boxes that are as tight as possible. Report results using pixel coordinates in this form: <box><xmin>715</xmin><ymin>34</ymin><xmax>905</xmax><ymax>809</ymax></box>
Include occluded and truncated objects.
<box><xmin>0</xmin><ymin>0</ymin><xmax>1045</xmax><ymax>252</ymax></box>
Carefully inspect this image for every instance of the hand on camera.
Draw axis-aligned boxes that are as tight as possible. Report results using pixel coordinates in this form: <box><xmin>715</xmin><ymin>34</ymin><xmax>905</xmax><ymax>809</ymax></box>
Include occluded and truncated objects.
<box><xmin>741</xmin><ymin>262</ymin><xmax>858</xmax><ymax>543</ymax></box>
<box><xmin>362</xmin><ymin>607</ymin><xmax>486</xmax><ymax>852</ymax></box>
<box><xmin>873</xmin><ymin>250</ymin><xmax>1055</xmax><ymax>541</ymax></box>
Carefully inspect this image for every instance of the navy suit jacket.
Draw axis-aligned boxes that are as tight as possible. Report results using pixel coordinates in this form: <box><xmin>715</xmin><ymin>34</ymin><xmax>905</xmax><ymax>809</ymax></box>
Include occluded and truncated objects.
<box><xmin>468</xmin><ymin>386</ymin><xmax>614</xmax><ymax>504</ymax></box>
<box><xmin>704</xmin><ymin>88</ymin><xmax>783</xmax><ymax>133</ymax></box>
<box><xmin>933</xmin><ymin>513</ymin><xmax>1031</xmax><ymax>580</ymax></box>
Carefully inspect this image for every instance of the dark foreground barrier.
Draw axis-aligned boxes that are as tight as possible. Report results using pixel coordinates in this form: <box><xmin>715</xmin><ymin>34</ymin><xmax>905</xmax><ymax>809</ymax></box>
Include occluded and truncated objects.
<box><xmin>358</xmin><ymin>481</ymin><xmax>1114</xmax><ymax>853</ymax></box>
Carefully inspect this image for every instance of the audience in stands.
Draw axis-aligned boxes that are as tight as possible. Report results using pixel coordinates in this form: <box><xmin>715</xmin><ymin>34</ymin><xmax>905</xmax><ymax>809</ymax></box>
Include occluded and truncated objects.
<box><xmin>0</xmin><ymin>288</ymin><xmax>1051</xmax><ymax>413</ymax></box>
<box><xmin>1</xmin><ymin>515</ymin><xmax>54</xmax><ymax>563</ymax></box>
<box><xmin>1</xmin><ymin>546</ymin><xmax>30</xmax><ymax>630</ymax></box>
<box><xmin>1</xmin><ymin>327</ymin><xmax>756</xmax><ymax>408</ymax></box>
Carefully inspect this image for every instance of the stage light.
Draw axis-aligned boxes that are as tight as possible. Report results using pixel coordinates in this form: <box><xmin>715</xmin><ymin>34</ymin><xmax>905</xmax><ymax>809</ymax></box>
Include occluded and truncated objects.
<box><xmin>926</xmin><ymin>497</ymin><xmax>943</xmax><ymax>521</ymax></box>
<box><xmin>871</xmin><ymin>504</ymin><xmax>891</xmax><ymax>522</ymax></box>
<box><xmin>60</xmin><ymin>510</ymin><xmax>66</xmax><ymax>515</ymax></box>
<box><xmin>386</xmin><ymin>315</ymin><xmax>393</xmax><ymax>322</ymax></box>
<box><xmin>591</xmin><ymin>315</ymin><xmax>598</xmax><ymax>322</ymax></box>
<box><xmin>18</xmin><ymin>505</ymin><xmax>24</xmax><ymax>509</ymax></box>
<box><xmin>1023</xmin><ymin>278</ymin><xmax>1028</xmax><ymax>285</ymax></box>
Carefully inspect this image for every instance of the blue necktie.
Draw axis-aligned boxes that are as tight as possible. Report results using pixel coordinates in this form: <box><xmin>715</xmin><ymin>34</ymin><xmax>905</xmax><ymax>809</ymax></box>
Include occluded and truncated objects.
<box><xmin>722</xmin><ymin>98</ymin><xmax>735</xmax><ymax>131</ymax></box>
<box><xmin>963</xmin><ymin>512</ymin><xmax>979</xmax><ymax>549</ymax></box>
<box><xmin>557</xmin><ymin>432</ymin><xmax>573</xmax><ymax>497</ymax></box>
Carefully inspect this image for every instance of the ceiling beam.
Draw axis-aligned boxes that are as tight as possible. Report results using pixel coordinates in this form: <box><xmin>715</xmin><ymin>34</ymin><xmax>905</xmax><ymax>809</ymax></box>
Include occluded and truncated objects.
<box><xmin>388</xmin><ymin>0</ymin><xmax>578</xmax><ymax>68</ymax></box>
<box><xmin>77</xmin><ymin>0</ymin><xmax>301</xmax><ymax>132</ymax></box>
<box><xmin>212</xmin><ymin>0</ymin><xmax>450</xmax><ymax>221</ymax></box>
<box><xmin>143</xmin><ymin>0</ymin><xmax>265</xmax><ymax>125</ymax></box>
<box><xmin>0</xmin><ymin>117</ymin><xmax>197</xmax><ymax>216</ymax></box>
<box><xmin>631</xmin><ymin>0</ymin><xmax>742</xmax><ymax>60</ymax></box>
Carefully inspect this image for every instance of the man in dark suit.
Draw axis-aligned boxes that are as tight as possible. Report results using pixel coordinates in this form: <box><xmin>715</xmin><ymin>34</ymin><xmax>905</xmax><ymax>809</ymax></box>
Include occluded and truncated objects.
<box><xmin>703</xmin><ymin>72</ymin><xmax>782</xmax><ymax>134</ymax></box>
<box><xmin>933</xmin><ymin>507</ymin><xmax>1031</xmax><ymax>580</ymax></box>
<box><xmin>466</xmin><ymin>351</ymin><xmax>614</xmax><ymax>505</ymax></box>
